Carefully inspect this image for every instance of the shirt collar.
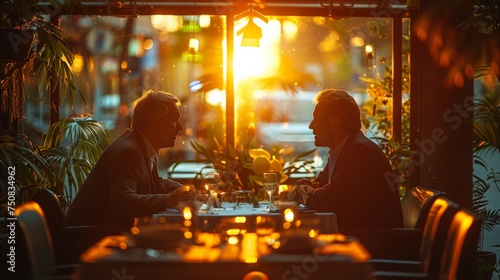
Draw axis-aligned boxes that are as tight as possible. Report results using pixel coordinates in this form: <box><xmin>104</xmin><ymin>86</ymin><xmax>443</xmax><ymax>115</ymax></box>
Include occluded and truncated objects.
<box><xmin>138</xmin><ymin>131</ymin><xmax>158</xmax><ymax>161</ymax></box>
<box><xmin>328</xmin><ymin>133</ymin><xmax>351</xmax><ymax>161</ymax></box>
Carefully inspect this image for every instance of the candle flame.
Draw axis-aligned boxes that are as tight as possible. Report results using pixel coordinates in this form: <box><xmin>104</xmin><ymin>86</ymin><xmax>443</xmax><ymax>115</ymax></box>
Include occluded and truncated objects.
<box><xmin>284</xmin><ymin>208</ymin><xmax>294</xmax><ymax>222</ymax></box>
<box><xmin>279</xmin><ymin>184</ymin><xmax>288</xmax><ymax>193</ymax></box>
<box><xmin>228</xmin><ymin>236</ymin><xmax>239</xmax><ymax>245</ymax></box>
<box><xmin>183</xmin><ymin>206</ymin><xmax>192</xmax><ymax>220</ymax></box>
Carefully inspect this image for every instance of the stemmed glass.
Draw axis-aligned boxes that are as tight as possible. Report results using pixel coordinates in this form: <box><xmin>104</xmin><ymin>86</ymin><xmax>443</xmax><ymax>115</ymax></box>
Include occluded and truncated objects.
<box><xmin>262</xmin><ymin>172</ymin><xmax>278</xmax><ymax>211</ymax></box>
<box><xmin>205</xmin><ymin>172</ymin><xmax>221</xmax><ymax>208</ymax></box>
<box><xmin>205</xmin><ymin>172</ymin><xmax>221</xmax><ymax>190</ymax></box>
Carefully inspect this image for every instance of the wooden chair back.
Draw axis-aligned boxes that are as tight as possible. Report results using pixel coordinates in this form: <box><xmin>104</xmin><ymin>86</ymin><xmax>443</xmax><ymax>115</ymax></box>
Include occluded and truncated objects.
<box><xmin>439</xmin><ymin>208</ymin><xmax>480</xmax><ymax>280</ymax></box>
<box><xmin>15</xmin><ymin>201</ymin><xmax>57</xmax><ymax>278</ymax></box>
<box><xmin>418</xmin><ymin>197</ymin><xmax>459</xmax><ymax>275</ymax></box>
<box><xmin>401</xmin><ymin>186</ymin><xmax>444</xmax><ymax>229</ymax></box>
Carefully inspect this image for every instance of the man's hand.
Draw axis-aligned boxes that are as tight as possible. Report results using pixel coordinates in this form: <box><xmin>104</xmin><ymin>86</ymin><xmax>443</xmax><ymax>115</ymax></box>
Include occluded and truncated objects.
<box><xmin>288</xmin><ymin>183</ymin><xmax>316</xmax><ymax>205</ymax></box>
<box><xmin>295</xmin><ymin>178</ymin><xmax>320</xmax><ymax>189</ymax></box>
<box><xmin>166</xmin><ymin>185</ymin><xmax>197</xmax><ymax>209</ymax></box>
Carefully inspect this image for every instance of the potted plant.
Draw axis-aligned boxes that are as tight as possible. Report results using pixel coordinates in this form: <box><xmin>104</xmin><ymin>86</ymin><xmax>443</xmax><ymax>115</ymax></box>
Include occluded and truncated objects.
<box><xmin>0</xmin><ymin>116</ymin><xmax>110</xmax><ymax>214</ymax></box>
<box><xmin>473</xmin><ymin>155</ymin><xmax>500</xmax><ymax>279</ymax></box>
<box><xmin>172</xmin><ymin>122</ymin><xmax>317</xmax><ymax>199</ymax></box>
<box><xmin>0</xmin><ymin>129</ymin><xmax>54</xmax><ymax>206</ymax></box>
<box><xmin>1</xmin><ymin>0</ymin><xmax>94</xmax><ymax>208</ymax></box>
<box><xmin>472</xmin><ymin>96</ymin><xmax>500</xmax><ymax>279</ymax></box>
<box><xmin>0</xmin><ymin>0</ymin><xmax>85</xmax><ymax>129</ymax></box>
<box><xmin>41</xmin><ymin>116</ymin><xmax>110</xmax><ymax>206</ymax></box>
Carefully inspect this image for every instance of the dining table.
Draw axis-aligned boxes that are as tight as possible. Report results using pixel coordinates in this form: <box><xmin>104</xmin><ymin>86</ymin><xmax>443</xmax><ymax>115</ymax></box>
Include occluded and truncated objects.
<box><xmin>75</xmin><ymin>233</ymin><xmax>375</xmax><ymax>280</ymax></box>
<box><xmin>74</xmin><ymin>204</ymin><xmax>376</xmax><ymax>280</ymax></box>
<box><xmin>147</xmin><ymin>204</ymin><xmax>339</xmax><ymax>234</ymax></box>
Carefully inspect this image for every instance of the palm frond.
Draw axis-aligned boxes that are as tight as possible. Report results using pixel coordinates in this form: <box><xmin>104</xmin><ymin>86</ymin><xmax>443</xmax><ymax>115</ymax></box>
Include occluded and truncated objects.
<box><xmin>473</xmin><ymin>151</ymin><xmax>500</xmax><ymax>234</ymax></box>
<box><xmin>39</xmin><ymin>117</ymin><xmax>109</xmax><ymax>200</ymax></box>
<box><xmin>43</xmin><ymin>117</ymin><xmax>110</xmax><ymax>149</ymax></box>
<box><xmin>473</xmin><ymin>97</ymin><xmax>500</xmax><ymax>155</ymax></box>
<box><xmin>480</xmin><ymin>208</ymin><xmax>500</xmax><ymax>232</ymax></box>
<box><xmin>41</xmin><ymin>146</ymin><xmax>93</xmax><ymax>201</ymax></box>
<box><xmin>0</xmin><ymin>130</ymin><xmax>54</xmax><ymax>203</ymax></box>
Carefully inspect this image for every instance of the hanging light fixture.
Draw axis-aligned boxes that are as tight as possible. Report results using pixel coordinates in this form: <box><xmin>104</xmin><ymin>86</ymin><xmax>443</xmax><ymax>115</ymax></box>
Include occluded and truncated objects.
<box><xmin>188</xmin><ymin>15</ymin><xmax>199</xmax><ymax>55</ymax></box>
<box><xmin>238</xmin><ymin>19</ymin><xmax>262</xmax><ymax>47</ymax></box>
<box><xmin>188</xmin><ymin>37</ymin><xmax>199</xmax><ymax>54</ymax></box>
<box><xmin>235</xmin><ymin>7</ymin><xmax>268</xmax><ymax>47</ymax></box>
<box><xmin>365</xmin><ymin>44</ymin><xmax>374</xmax><ymax>67</ymax></box>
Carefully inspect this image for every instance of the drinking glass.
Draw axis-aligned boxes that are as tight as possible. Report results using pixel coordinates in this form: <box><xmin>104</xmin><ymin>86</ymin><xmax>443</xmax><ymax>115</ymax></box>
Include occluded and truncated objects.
<box><xmin>257</xmin><ymin>188</ymin><xmax>269</xmax><ymax>208</ymax></box>
<box><xmin>205</xmin><ymin>172</ymin><xmax>221</xmax><ymax>192</ymax></box>
<box><xmin>263</xmin><ymin>172</ymin><xmax>278</xmax><ymax>211</ymax></box>
<box><xmin>220</xmin><ymin>192</ymin><xmax>237</xmax><ymax>210</ymax></box>
<box><xmin>205</xmin><ymin>172</ymin><xmax>221</xmax><ymax>208</ymax></box>
<box><xmin>197</xmin><ymin>193</ymin><xmax>212</xmax><ymax>214</ymax></box>
<box><xmin>235</xmin><ymin>190</ymin><xmax>253</xmax><ymax>209</ymax></box>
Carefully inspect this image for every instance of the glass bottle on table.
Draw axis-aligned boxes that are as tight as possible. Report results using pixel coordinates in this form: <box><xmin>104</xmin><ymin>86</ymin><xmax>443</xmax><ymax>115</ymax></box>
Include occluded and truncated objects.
<box><xmin>262</xmin><ymin>172</ymin><xmax>278</xmax><ymax>211</ymax></box>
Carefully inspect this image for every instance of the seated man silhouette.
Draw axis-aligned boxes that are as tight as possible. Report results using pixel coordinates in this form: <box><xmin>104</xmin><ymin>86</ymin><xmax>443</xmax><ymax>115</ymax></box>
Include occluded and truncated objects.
<box><xmin>67</xmin><ymin>90</ymin><xmax>197</xmax><ymax>228</ymax></box>
<box><xmin>293</xmin><ymin>89</ymin><xmax>404</xmax><ymax>234</ymax></box>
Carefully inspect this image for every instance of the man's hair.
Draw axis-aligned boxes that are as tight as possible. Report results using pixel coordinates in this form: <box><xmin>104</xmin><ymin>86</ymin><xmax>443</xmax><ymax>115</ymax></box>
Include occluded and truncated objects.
<box><xmin>313</xmin><ymin>88</ymin><xmax>361</xmax><ymax>132</ymax></box>
<box><xmin>131</xmin><ymin>90</ymin><xmax>180</xmax><ymax>131</ymax></box>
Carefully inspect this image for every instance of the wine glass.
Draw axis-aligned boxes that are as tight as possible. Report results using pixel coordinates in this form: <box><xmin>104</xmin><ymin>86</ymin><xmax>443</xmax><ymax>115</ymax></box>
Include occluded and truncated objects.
<box><xmin>205</xmin><ymin>172</ymin><xmax>221</xmax><ymax>191</ymax></box>
<box><xmin>205</xmin><ymin>172</ymin><xmax>221</xmax><ymax>208</ymax></box>
<box><xmin>263</xmin><ymin>172</ymin><xmax>278</xmax><ymax>211</ymax></box>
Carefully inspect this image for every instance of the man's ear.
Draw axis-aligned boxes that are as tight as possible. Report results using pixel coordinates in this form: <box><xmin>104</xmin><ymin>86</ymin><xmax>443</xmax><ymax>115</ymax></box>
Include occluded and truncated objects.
<box><xmin>328</xmin><ymin>117</ymin><xmax>340</xmax><ymax>131</ymax></box>
<box><xmin>142</xmin><ymin>119</ymin><xmax>158</xmax><ymax>137</ymax></box>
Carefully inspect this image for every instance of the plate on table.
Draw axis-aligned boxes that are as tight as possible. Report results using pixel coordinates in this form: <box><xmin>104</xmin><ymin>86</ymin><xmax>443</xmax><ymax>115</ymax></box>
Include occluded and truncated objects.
<box><xmin>258</xmin><ymin>201</ymin><xmax>270</xmax><ymax>208</ymax></box>
<box><xmin>298</xmin><ymin>204</ymin><xmax>315</xmax><ymax>213</ymax></box>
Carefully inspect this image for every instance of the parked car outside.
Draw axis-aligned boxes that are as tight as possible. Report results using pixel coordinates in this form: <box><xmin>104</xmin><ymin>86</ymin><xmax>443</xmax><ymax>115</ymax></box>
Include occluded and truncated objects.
<box><xmin>255</xmin><ymin>90</ymin><xmax>315</xmax><ymax>152</ymax></box>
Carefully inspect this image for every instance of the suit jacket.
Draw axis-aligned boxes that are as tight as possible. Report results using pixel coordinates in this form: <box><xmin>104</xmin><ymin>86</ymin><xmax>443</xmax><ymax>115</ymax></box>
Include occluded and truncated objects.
<box><xmin>66</xmin><ymin>129</ymin><xmax>181</xmax><ymax>228</ymax></box>
<box><xmin>306</xmin><ymin>131</ymin><xmax>404</xmax><ymax>234</ymax></box>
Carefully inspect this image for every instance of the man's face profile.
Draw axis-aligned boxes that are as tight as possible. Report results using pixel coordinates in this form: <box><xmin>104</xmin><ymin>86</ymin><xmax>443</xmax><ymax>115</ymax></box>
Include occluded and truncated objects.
<box><xmin>310</xmin><ymin>103</ymin><xmax>331</xmax><ymax>147</ymax></box>
<box><xmin>153</xmin><ymin>104</ymin><xmax>183</xmax><ymax>150</ymax></box>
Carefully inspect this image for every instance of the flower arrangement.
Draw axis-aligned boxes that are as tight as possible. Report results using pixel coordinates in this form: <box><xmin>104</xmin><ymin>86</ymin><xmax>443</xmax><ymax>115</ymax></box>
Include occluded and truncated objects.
<box><xmin>186</xmin><ymin>122</ymin><xmax>317</xmax><ymax>195</ymax></box>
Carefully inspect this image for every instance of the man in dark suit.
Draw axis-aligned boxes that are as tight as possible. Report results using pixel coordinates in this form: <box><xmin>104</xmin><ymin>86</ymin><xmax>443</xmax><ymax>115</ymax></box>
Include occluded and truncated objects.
<box><xmin>294</xmin><ymin>89</ymin><xmax>404</xmax><ymax>234</ymax></box>
<box><xmin>67</xmin><ymin>90</ymin><xmax>197</xmax><ymax>228</ymax></box>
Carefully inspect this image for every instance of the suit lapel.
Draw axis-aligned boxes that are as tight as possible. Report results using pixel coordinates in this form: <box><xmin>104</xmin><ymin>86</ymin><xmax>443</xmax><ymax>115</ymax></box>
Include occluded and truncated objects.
<box><xmin>330</xmin><ymin>132</ymin><xmax>358</xmax><ymax>180</ymax></box>
<box><xmin>131</xmin><ymin>130</ymin><xmax>160</xmax><ymax>194</ymax></box>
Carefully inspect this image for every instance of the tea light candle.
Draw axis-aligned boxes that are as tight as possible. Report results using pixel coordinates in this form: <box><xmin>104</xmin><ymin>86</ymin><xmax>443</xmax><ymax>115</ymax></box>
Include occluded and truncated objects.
<box><xmin>278</xmin><ymin>184</ymin><xmax>288</xmax><ymax>193</ymax></box>
<box><xmin>278</xmin><ymin>185</ymin><xmax>290</xmax><ymax>200</ymax></box>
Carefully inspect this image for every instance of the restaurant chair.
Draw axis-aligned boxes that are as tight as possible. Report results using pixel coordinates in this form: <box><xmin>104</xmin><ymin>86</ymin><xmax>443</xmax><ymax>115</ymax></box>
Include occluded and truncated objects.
<box><xmin>401</xmin><ymin>186</ymin><xmax>445</xmax><ymax>229</ymax></box>
<box><xmin>31</xmin><ymin>188</ymin><xmax>67</xmax><ymax>264</ymax></box>
<box><xmin>370</xmin><ymin>197</ymin><xmax>459</xmax><ymax>274</ymax></box>
<box><xmin>31</xmin><ymin>188</ymin><xmax>126</xmax><ymax>264</ymax></box>
<box><xmin>15</xmin><ymin>201</ymin><xmax>78</xmax><ymax>280</ymax></box>
<box><xmin>372</xmin><ymin>207</ymin><xmax>480</xmax><ymax>280</ymax></box>
<box><xmin>355</xmin><ymin>186</ymin><xmax>445</xmax><ymax>260</ymax></box>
